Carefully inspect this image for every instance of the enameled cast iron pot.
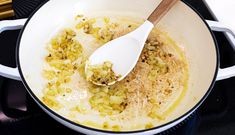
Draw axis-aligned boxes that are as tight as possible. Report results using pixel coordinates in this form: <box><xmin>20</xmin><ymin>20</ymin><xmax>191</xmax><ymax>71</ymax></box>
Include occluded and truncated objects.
<box><xmin>0</xmin><ymin>0</ymin><xmax>235</xmax><ymax>134</ymax></box>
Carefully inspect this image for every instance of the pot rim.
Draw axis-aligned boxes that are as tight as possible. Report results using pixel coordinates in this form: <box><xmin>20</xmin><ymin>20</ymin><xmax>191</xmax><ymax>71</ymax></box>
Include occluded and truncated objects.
<box><xmin>15</xmin><ymin>0</ymin><xmax>220</xmax><ymax>134</ymax></box>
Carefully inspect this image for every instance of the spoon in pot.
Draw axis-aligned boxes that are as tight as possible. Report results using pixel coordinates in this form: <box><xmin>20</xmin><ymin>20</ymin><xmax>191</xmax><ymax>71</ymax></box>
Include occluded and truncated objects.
<box><xmin>85</xmin><ymin>0</ymin><xmax>180</xmax><ymax>86</ymax></box>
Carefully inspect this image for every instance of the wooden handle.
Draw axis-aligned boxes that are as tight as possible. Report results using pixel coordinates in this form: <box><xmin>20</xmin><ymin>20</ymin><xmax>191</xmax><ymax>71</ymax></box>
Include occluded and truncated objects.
<box><xmin>147</xmin><ymin>0</ymin><xmax>180</xmax><ymax>25</ymax></box>
<box><xmin>0</xmin><ymin>0</ymin><xmax>14</xmax><ymax>19</ymax></box>
<box><xmin>0</xmin><ymin>0</ymin><xmax>12</xmax><ymax>6</ymax></box>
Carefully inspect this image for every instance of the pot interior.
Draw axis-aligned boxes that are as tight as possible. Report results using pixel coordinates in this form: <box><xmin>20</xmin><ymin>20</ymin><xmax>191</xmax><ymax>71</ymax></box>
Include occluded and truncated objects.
<box><xmin>18</xmin><ymin>0</ymin><xmax>217</xmax><ymax>132</ymax></box>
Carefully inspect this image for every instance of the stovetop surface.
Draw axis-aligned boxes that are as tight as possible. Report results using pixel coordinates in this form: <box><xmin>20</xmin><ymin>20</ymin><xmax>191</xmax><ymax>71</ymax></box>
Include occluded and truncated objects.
<box><xmin>0</xmin><ymin>0</ymin><xmax>235</xmax><ymax>135</ymax></box>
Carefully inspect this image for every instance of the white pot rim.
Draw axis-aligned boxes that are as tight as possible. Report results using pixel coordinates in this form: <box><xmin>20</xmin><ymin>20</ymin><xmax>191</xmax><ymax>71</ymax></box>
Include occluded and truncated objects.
<box><xmin>15</xmin><ymin>0</ymin><xmax>219</xmax><ymax>134</ymax></box>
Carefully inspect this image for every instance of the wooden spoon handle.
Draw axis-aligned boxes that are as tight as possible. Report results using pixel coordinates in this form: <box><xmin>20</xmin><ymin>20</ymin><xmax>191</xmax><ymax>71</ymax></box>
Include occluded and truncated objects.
<box><xmin>147</xmin><ymin>0</ymin><xmax>180</xmax><ymax>25</ymax></box>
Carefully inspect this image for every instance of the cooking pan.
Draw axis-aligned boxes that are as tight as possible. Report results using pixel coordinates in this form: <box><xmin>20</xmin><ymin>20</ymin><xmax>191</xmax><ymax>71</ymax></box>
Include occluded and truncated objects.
<box><xmin>0</xmin><ymin>0</ymin><xmax>235</xmax><ymax>134</ymax></box>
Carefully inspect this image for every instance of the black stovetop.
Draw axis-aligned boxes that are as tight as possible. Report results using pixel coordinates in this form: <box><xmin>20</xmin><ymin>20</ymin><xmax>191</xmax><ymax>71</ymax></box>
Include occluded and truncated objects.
<box><xmin>0</xmin><ymin>0</ymin><xmax>235</xmax><ymax>135</ymax></box>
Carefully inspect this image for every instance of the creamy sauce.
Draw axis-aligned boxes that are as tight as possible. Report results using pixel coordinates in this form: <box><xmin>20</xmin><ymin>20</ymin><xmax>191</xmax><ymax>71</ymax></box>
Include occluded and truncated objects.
<box><xmin>41</xmin><ymin>15</ymin><xmax>188</xmax><ymax>131</ymax></box>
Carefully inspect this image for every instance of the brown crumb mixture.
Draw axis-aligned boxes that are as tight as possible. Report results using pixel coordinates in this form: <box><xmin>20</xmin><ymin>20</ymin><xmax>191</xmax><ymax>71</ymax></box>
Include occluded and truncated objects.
<box><xmin>42</xmin><ymin>16</ymin><xmax>188</xmax><ymax>131</ymax></box>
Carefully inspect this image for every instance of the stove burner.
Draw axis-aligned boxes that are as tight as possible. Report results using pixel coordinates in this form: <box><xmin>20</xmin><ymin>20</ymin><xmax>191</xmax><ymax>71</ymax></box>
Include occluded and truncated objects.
<box><xmin>13</xmin><ymin>0</ymin><xmax>48</xmax><ymax>19</ymax></box>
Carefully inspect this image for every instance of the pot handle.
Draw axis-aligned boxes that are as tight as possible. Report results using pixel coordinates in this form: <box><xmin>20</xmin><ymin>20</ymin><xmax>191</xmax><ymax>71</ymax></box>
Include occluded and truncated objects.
<box><xmin>206</xmin><ymin>20</ymin><xmax>235</xmax><ymax>81</ymax></box>
<box><xmin>0</xmin><ymin>19</ymin><xmax>27</xmax><ymax>81</ymax></box>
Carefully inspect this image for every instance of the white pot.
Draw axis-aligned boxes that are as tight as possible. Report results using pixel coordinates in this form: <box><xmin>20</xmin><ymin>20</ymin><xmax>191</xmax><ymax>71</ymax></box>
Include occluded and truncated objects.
<box><xmin>0</xmin><ymin>0</ymin><xmax>235</xmax><ymax>134</ymax></box>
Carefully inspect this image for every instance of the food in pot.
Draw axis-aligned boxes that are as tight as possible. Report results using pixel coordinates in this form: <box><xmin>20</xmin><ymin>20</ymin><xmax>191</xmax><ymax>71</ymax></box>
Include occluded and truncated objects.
<box><xmin>86</xmin><ymin>61</ymin><xmax>121</xmax><ymax>85</ymax></box>
<box><xmin>41</xmin><ymin>15</ymin><xmax>188</xmax><ymax>131</ymax></box>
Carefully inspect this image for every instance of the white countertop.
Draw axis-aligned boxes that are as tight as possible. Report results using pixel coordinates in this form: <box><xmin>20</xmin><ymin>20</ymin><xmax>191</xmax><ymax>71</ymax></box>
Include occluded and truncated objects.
<box><xmin>204</xmin><ymin>0</ymin><xmax>235</xmax><ymax>49</ymax></box>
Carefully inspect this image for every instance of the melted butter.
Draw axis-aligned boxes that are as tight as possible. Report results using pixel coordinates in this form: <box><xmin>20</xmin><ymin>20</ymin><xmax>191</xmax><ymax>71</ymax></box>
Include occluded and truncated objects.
<box><xmin>159</xmin><ymin>32</ymin><xmax>189</xmax><ymax>117</ymax></box>
<box><xmin>42</xmin><ymin>15</ymin><xmax>189</xmax><ymax>131</ymax></box>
